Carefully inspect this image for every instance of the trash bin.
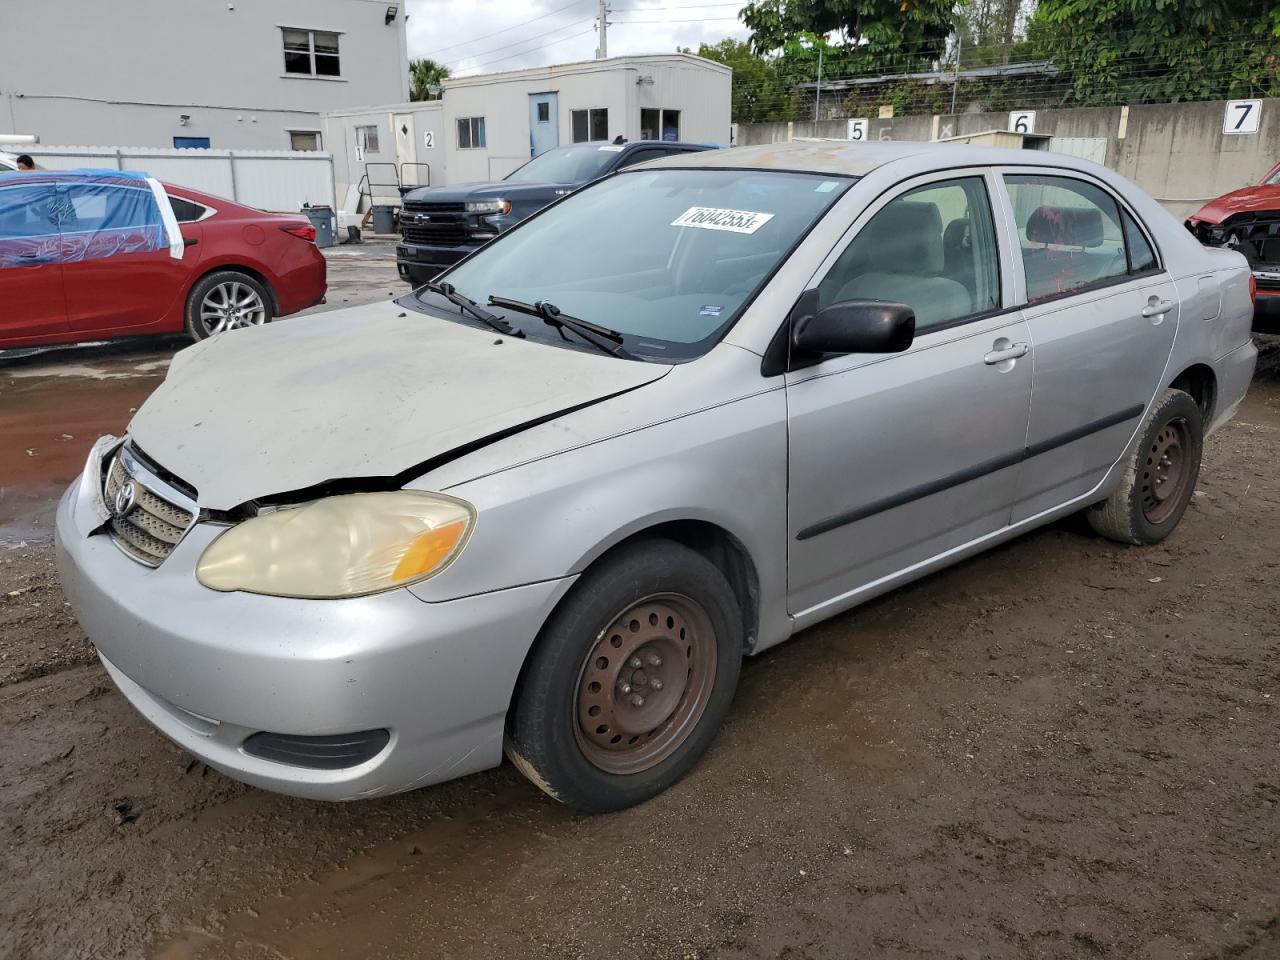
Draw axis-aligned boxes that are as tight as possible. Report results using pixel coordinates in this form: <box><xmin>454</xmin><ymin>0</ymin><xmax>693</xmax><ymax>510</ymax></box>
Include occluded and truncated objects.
<box><xmin>302</xmin><ymin>204</ymin><xmax>336</xmax><ymax>248</ymax></box>
<box><xmin>372</xmin><ymin>204</ymin><xmax>397</xmax><ymax>236</ymax></box>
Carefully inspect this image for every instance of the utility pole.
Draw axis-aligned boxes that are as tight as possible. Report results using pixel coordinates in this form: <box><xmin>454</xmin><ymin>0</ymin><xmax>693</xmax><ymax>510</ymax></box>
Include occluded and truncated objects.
<box><xmin>595</xmin><ymin>0</ymin><xmax>610</xmax><ymax>59</ymax></box>
<box><xmin>951</xmin><ymin>32</ymin><xmax>962</xmax><ymax>115</ymax></box>
<box><xmin>814</xmin><ymin>44</ymin><xmax>823</xmax><ymax>122</ymax></box>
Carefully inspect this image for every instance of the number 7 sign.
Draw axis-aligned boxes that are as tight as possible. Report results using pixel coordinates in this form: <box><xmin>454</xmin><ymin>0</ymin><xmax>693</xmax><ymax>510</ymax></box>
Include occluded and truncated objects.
<box><xmin>1224</xmin><ymin>100</ymin><xmax>1261</xmax><ymax>135</ymax></box>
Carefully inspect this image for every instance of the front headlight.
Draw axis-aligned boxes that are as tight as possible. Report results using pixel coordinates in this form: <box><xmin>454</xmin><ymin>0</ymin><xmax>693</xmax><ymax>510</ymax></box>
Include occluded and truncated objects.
<box><xmin>465</xmin><ymin>198</ymin><xmax>511</xmax><ymax>215</ymax></box>
<box><xmin>196</xmin><ymin>491</ymin><xmax>474</xmax><ymax>599</ymax></box>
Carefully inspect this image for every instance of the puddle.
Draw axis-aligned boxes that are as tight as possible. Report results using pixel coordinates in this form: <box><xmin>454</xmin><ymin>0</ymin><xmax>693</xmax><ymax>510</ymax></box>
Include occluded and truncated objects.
<box><xmin>0</xmin><ymin>368</ymin><xmax>165</xmax><ymax>542</ymax></box>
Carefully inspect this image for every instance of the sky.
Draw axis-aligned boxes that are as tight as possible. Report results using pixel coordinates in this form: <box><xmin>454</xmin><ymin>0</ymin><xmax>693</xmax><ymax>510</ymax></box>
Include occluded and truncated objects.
<box><xmin>405</xmin><ymin>0</ymin><xmax>752</xmax><ymax>76</ymax></box>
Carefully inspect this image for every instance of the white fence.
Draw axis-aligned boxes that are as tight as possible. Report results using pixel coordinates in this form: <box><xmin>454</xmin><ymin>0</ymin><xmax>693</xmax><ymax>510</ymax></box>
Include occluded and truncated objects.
<box><xmin>21</xmin><ymin>145</ymin><xmax>335</xmax><ymax>213</ymax></box>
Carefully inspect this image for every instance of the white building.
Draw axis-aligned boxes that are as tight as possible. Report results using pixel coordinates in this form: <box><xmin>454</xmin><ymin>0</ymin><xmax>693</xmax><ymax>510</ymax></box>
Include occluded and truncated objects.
<box><xmin>0</xmin><ymin>0</ymin><xmax>410</xmax><ymax>151</ymax></box>
<box><xmin>323</xmin><ymin>54</ymin><xmax>733</xmax><ymax>210</ymax></box>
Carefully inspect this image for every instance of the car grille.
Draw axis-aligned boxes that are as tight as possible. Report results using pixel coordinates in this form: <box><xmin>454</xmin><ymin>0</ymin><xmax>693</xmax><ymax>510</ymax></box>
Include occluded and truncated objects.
<box><xmin>1258</xmin><ymin>275</ymin><xmax>1280</xmax><ymax>292</ymax></box>
<box><xmin>401</xmin><ymin>202</ymin><xmax>470</xmax><ymax>247</ymax></box>
<box><xmin>103</xmin><ymin>448</ymin><xmax>197</xmax><ymax>567</ymax></box>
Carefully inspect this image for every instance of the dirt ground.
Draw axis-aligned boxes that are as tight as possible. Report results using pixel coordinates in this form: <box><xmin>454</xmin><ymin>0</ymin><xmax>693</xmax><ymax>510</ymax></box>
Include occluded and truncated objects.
<box><xmin>1</xmin><ymin>250</ymin><xmax>1277</xmax><ymax>959</ymax></box>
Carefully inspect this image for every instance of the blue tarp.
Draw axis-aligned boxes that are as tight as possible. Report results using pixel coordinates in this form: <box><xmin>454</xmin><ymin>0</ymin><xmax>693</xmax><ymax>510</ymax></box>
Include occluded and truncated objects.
<box><xmin>0</xmin><ymin>169</ymin><xmax>179</xmax><ymax>269</ymax></box>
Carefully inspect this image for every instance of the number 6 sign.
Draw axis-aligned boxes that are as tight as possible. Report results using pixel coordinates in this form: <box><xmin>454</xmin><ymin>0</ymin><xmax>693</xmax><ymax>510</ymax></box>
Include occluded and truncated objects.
<box><xmin>1224</xmin><ymin>100</ymin><xmax>1261</xmax><ymax>135</ymax></box>
<box><xmin>1009</xmin><ymin>110</ymin><xmax>1036</xmax><ymax>134</ymax></box>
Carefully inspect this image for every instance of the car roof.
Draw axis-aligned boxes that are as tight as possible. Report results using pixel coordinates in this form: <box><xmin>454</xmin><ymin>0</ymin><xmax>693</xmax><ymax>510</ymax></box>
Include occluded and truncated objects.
<box><xmin>643</xmin><ymin>139</ymin><xmax>1100</xmax><ymax>177</ymax></box>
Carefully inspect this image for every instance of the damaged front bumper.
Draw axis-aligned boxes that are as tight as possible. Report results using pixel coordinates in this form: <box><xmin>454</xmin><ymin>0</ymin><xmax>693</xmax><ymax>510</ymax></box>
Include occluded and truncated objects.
<box><xmin>53</xmin><ymin>449</ymin><xmax>575</xmax><ymax>801</ymax></box>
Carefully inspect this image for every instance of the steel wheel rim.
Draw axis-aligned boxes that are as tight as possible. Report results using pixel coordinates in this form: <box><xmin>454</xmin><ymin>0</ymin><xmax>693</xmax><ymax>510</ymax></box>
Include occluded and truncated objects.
<box><xmin>573</xmin><ymin>593</ymin><xmax>717</xmax><ymax>776</ymax></box>
<box><xmin>1141</xmin><ymin>417</ymin><xmax>1191</xmax><ymax>524</ymax></box>
<box><xmin>200</xmin><ymin>281</ymin><xmax>266</xmax><ymax>335</ymax></box>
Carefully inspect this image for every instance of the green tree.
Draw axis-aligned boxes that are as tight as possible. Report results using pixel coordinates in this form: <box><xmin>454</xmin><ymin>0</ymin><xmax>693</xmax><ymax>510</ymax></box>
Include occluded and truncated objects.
<box><xmin>1030</xmin><ymin>0</ymin><xmax>1280</xmax><ymax>105</ymax></box>
<box><xmin>409</xmin><ymin>58</ymin><xmax>450</xmax><ymax>101</ymax></box>
<box><xmin>692</xmin><ymin>39</ymin><xmax>794</xmax><ymax>122</ymax></box>
<box><xmin>741</xmin><ymin>0</ymin><xmax>956</xmax><ymax>71</ymax></box>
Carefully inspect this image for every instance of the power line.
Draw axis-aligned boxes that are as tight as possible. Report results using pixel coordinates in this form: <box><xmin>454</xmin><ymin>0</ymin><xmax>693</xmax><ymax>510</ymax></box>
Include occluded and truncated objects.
<box><xmin>452</xmin><ymin>25</ymin><xmax>599</xmax><ymax>73</ymax></box>
<box><xmin>418</xmin><ymin>0</ymin><xmax>591</xmax><ymax>58</ymax></box>
<box><xmin>442</xmin><ymin>17</ymin><xmax>596</xmax><ymax>70</ymax></box>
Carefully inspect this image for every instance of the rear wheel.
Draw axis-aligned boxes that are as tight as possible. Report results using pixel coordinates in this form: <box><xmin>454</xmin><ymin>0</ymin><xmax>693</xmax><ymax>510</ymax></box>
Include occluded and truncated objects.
<box><xmin>506</xmin><ymin>539</ymin><xmax>743</xmax><ymax>813</ymax></box>
<box><xmin>185</xmin><ymin>271</ymin><xmax>274</xmax><ymax>341</ymax></box>
<box><xmin>1087</xmin><ymin>388</ymin><xmax>1203</xmax><ymax>545</ymax></box>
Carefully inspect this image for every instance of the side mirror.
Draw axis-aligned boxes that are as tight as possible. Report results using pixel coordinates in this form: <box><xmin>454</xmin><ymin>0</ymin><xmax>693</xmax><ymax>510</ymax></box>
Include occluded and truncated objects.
<box><xmin>792</xmin><ymin>299</ymin><xmax>915</xmax><ymax>357</ymax></box>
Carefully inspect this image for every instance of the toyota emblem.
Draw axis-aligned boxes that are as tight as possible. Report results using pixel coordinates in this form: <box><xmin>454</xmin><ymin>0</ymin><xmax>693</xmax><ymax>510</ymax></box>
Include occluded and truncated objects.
<box><xmin>114</xmin><ymin>479</ymin><xmax>137</xmax><ymax>519</ymax></box>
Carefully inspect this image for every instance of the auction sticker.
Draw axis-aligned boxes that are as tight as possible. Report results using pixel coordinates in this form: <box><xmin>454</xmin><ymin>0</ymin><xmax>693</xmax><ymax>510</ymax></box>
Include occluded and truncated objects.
<box><xmin>672</xmin><ymin>207</ymin><xmax>774</xmax><ymax>234</ymax></box>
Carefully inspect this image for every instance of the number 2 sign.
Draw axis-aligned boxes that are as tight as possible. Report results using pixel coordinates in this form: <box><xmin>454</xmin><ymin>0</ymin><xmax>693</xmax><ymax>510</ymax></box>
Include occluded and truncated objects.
<box><xmin>1224</xmin><ymin>100</ymin><xmax>1261</xmax><ymax>135</ymax></box>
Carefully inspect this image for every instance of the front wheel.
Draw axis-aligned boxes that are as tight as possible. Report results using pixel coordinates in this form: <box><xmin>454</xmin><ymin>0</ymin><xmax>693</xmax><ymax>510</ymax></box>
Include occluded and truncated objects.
<box><xmin>1087</xmin><ymin>387</ymin><xmax>1204</xmax><ymax>545</ymax></box>
<box><xmin>506</xmin><ymin>539</ymin><xmax>743</xmax><ymax>813</ymax></box>
<box><xmin>185</xmin><ymin>271</ymin><xmax>274</xmax><ymax>341</ymax></box>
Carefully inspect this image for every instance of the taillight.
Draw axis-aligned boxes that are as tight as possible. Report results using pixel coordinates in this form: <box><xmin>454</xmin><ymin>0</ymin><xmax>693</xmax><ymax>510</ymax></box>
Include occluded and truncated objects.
<box><xmin>1249</xmin><ymin>274</ymin><xmax>1257</xmax><ymax>306</ymax></box>
<box><xmin>281</xmin><ymin>224</ymin><xmax>317</xmax><ymax>242</ymax></box>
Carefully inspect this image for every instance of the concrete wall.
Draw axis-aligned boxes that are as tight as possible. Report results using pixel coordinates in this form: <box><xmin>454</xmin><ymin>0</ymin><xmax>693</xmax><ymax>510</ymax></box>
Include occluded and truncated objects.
<box><xmin>737</xmin><ymin>99</ymin><xmax>1280</xmax><ymax>219</ymax></box>
<box><xmin>0</xmin><ymin>0</ymin><xmax>409</xmax><ymax>151</ymax></box>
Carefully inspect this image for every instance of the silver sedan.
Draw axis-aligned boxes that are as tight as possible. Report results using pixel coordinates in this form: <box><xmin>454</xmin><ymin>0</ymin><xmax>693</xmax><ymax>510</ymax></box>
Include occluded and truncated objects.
<box><xmin>56</xmin><ymin>141</ymin><xmax>1258</xmax><ymax>812</ymax></box>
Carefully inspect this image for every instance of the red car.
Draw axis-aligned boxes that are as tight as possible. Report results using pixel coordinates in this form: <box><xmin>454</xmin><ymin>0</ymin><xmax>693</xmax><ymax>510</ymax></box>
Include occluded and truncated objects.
<box><xmin>1186</xmin><ymin>160</ymin><xmax>1280</xmax><ymax>331</ymax></box>
<box><xmin>0</xmin><ymin>170</ymin><xmax>326</xmax><ymax>350</ymax></box>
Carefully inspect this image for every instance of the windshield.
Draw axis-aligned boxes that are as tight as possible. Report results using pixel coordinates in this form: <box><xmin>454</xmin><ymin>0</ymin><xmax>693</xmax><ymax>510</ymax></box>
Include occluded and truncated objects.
<box><xmin>504</xmin><ymin>144</ymin><xmax>624</xmax><ymax>185</ymax></box>
<box><xmin>439</xmin><ymin>168</ymin><xmax>850</xmax><ymax>360</ymax></box>
<box><xmin>1265</xmin><ymin>165</ymin><xmax>1280</xmax><ymax>185</ymax></box>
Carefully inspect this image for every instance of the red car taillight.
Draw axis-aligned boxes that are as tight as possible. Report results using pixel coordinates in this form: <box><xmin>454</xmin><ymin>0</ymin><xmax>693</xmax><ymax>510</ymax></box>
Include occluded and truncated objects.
<box><xmin>1250</xmin><ymin>274</ymin><xmax>1257</xmax><ymax>307</ymax></box>
<box><xmin>281</xmin><ymin>224</ymin><xmax>317</xmax><ymax>243</ymax></box>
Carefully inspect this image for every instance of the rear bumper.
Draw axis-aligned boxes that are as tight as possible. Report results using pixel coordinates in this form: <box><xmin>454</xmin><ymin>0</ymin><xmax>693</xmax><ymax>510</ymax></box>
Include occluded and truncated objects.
<box><xmin>276</xmin><ymin>248</ymin><xmax>328</xmax><ymax>315</ymax></box>
<box><xmin>396</xmin><ymin>242</ymin><xmax>476</xmax><ymax>282</ymax></box>
<box><xmin>1208</xmin><ymin>338</ymin><xmax>1258</xmax><ymax>435</ymax></box>
<box><xmin>1254</xmin><ymin>289</ymin><xmax>1280</xmax><ymax>333</ymax></box>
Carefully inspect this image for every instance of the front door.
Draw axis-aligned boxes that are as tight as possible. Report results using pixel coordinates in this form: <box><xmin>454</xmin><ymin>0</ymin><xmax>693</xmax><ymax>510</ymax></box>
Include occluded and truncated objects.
<box><xmin>394</xmin><ymin>112</ymin><xmax>417</xmax><ymax>167</ymax></box>
<box><xmin>786</xmin><ymin>172</ymin><xmax>1033</xmax><ymax>617</ymax></box>
<box><xmin>529</xmin><ymin>92</ymin><xmax>559</xmax><ymax>157</ymax></box>
<box><xmin>0</xmin><ymin>180</ymin><xmax>69</xmax><ymax>344</ymax></box>
<box><xmin>1000</xmin><ymin>171</ymin><xmax>1180</xmax><ymax>521</ymax></box>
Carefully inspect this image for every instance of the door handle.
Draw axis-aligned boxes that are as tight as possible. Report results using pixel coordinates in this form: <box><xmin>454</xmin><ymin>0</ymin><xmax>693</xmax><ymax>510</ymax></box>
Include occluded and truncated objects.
<box><xmin>183</xmin><ymin>237</ymin><xmax>199</xmax><ymax>247</ymax></box>
<box><xmin>1141</xmin><ymin>299</ymin><xmax>1175</xmax><ymax>318</ymax></box>
<box><xmin>984</xmin><ymin>341</ymin><xmax>1029</xmax><ymax>365</ymax></box>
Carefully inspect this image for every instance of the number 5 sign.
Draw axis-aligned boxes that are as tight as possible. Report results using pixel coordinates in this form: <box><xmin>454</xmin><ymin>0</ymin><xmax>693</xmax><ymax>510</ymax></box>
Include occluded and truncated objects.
<box><xmin>846</xmin><ymin>118</ymin><xmax>869</xmax><ymax>141</ymax></box>
<box><xmin>1008</xmin><ymin>110</ymin><xmax>1036</xmax><ymax>134</ymax></box>
<box><xmin>1224</xmin><ymin>100</ymin><xmax>1261</xmax><ymax>135</ymax></box>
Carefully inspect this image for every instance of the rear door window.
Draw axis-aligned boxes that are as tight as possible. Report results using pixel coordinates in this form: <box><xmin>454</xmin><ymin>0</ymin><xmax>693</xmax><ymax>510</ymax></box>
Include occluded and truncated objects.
<box><xmin>1004</xmin><ymin>175</ymin><xmax>1135</xmax><ymax>303</ymax></box>
<box><xmin>1122</xmin><ymin>209</ymin><xmax>1158</xmax><ymax>273</ymax></box>
<box><xmin>168</xmin><ymin>195</ymin><xmax>209</xmax><ymax>223</ymax></box>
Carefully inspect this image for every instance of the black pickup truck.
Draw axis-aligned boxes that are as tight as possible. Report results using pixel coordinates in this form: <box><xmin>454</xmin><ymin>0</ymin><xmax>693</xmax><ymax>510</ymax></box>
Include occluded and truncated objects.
<box><xmin>396</xmin><ymin>140</ymin><xmax>716</xmax><ymax>285</ymax></box>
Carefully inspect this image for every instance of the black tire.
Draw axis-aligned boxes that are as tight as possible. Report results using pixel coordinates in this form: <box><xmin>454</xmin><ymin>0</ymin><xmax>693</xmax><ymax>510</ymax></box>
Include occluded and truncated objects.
<box><xmin>506</xmin><ymin>539</ymin><xmax>743</xmax><ymax>813</ymax></box>
<box><xmin>184</xmin><ymin>270</ymin><xmax>274</xmax><ymax>342</ymax></box>
<box><xmin>1087</xmin><ymin>388</ymin><xmax>1203</xmax><ymax>545</ymax></box>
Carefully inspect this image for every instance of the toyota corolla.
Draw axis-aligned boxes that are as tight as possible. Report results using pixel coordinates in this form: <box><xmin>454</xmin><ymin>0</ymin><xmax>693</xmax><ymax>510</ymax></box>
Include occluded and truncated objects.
<box><xmin>56</xmin><ymin>141</ymin><xmax>1257</xmax><ymax>813</ymax></box>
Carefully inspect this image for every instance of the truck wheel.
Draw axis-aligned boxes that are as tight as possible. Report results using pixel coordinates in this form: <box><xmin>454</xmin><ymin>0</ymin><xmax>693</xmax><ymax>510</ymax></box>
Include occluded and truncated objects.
<box><xmin>1088</xmin><ymin>388</ymin><xmax>1203</xmax><ymax>545</ymax></box>
<box><xmin>185</xmin><ymin>271</ymin><xmax>274</xmax><ymax>341</ymax></box>
<box><xmin>506</xmin><ymin>539</ymin><xmax>743</xmax><ymax>813</ymax></box>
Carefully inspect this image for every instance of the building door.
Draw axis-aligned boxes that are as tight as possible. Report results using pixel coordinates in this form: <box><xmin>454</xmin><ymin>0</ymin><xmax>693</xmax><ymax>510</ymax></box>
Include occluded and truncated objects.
<box><xmin>528</xmin><ymin>92</ymin><xmax>559</xmax><ymax>157</ymax></box>
<box><xmin>394</xmin><ymin>113</ymin><xmax>417</xmax><ymax>167</ymax></box>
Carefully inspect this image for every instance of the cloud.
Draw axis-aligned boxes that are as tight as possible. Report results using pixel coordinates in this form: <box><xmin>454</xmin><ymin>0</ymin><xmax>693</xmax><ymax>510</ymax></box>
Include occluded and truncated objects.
<box><xmin>406</xmin><ymin>0</ymin><xmax>750</xmax><ymax>76</ymax></box>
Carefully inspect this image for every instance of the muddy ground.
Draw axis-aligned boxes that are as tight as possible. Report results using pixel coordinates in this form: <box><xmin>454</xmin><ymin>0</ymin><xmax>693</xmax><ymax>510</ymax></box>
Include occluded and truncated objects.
<box><xmin>1</xmin><ymin>250</ymin><xmax>1276</xmax><ymax>959</ymax></box>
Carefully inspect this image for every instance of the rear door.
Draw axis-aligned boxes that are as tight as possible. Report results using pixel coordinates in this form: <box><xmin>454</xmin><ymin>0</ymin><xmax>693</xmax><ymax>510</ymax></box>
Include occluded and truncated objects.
<box><xmin>1000</xmin><ymin>170</ymin><xmax>1179</xmax><ymax>521</ymax></box>
<box><xmin>57</xmin><ymin>181</ymin><xmax>192</xmax><ymax>334</ymax></box>
<box><xmin>0</xmin><ymin>180</ymin><xmax>68</xmax><ymax>343</ymax></box>
<box><xmin>786</xmin><ymin>170</ymin><xmax>1033</xmax><ymax>616</ymax></box>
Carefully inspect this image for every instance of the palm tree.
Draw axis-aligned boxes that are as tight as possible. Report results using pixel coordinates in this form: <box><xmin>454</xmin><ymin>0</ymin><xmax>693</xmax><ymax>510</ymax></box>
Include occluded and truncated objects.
<box><xmin>410</xmin><ymin>58</ymin><xmax>450</xmax><ymax>101</ymax></box>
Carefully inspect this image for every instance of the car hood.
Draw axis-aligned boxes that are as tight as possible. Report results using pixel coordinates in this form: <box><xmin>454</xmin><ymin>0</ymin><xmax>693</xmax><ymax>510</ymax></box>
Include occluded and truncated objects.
<box><xmin>1188</xmin><ymin>183</ymin><xmax>1280</xmax><ymax>225</ymax></box>
<box><xmin>128</xmin><ymin>301</ymin><xmax>671</xmax><ymax>511</ymax></box>
<box><xmin>404</xmin><ymin>181</ymin><xmax>566</xmax><ymax>204</ymax></box>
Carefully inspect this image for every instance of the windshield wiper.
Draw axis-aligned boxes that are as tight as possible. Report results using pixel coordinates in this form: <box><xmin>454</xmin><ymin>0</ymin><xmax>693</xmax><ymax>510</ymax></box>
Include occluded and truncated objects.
<box><xmin>488</xmin><ymin>296</ymin><xmax>634</xmax><ymax>359</ymax></box>
<box><xmin>418</xmin><ymin>281</ymin><xmax>523</xmax><ymax>337</ymax></box>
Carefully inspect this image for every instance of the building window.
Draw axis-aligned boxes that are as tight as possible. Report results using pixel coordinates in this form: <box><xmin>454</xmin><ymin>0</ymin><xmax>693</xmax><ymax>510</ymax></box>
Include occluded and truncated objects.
<box><xmin>355</xmin><ymin>125</ymin><xmax>379</xmax><ymax>153</ymax></box>
<box><xmin>283</xmin><ymin>28</ymin><xmax>341</xmax><ymax>77</ymax></box>
<box><xmin>641</xmin><ymin>108</ymin><xmax>681</xmax><ymax>142</ymax></box>
<box><xmin>571</xmin><ymin>108</ymin><xmax>609</xmax><ymax>143</ymax></box>
<box><xmin>457</xmin><ymin>116</ymin><xmax>486</xmax><ymax>149</ymax></box>
<box><xmin>537</xmin><ymin>102</ymin><xmax>550</xmax><ymax>123</ymax></box>
<box><xmin>288</xmin><ymin>130</ymin><xmax>322</xmax><ymax>151</ymax></box>
<box><xmin>173</xmin><ymin>136</ymin><xmax>211</xmax><ymax>149</ymax></box>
